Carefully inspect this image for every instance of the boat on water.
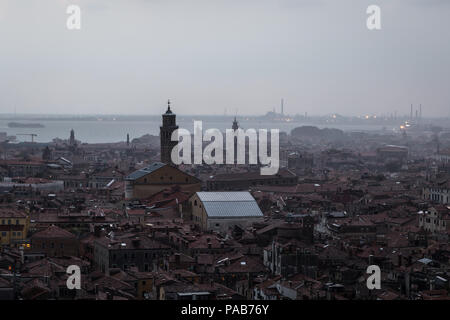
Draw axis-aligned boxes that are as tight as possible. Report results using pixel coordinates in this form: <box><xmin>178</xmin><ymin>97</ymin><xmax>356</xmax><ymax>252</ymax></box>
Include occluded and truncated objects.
<box><xmin>7</xmin><ymin>122</ymin><xmax>45</xmax><ymax>128</ymax></box>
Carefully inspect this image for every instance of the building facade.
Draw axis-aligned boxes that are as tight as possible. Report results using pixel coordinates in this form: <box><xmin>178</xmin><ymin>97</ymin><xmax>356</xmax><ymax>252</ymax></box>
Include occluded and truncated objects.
<box><xmin>423</xmin><ymin>181</ymin><xmax>450</xmax><ymax>204</ymax></box>
<box><xmin>94</xmin><ymin>235</ymin><xmax>171</xmax><ymax>273</ymax></box>
<box><xmin>419</xmin><ymin>206</ymin><xmax>450</xmax><ymax>234</ymax></box>
<box><xmin>31</xmin><ymin>225</ymin><xmax>79</xmax><ymax>257</ymax></box>
<box><xmin>206</xmin><ymin>169</ymin><xmax>297</xmax><ymax>191</ymax></box>
<box><xmin>0</xmin><ymin>209</ymin><xmax>30</xmax><ymax>247</ymax></box>
<box><xmin>125</xmin><ymin>162</ymin><xmax>201</xmax><ymax>200</ymax></box>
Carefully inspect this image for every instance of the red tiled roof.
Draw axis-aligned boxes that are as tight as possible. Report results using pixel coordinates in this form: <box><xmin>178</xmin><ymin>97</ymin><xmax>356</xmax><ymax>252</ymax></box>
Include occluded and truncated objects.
<box><xmin>0</xmin><ymin>208</ymin><xmax>27</xmax><ymax>219</ymax></box>
<box><xmin>32</xmin><ymin>225</ymin><xmax>76</xmax><ymax>239</ymax></box>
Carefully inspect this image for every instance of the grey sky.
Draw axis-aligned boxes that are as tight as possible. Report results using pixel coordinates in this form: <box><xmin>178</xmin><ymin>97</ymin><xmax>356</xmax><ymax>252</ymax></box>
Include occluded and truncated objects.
<box><xmin>0</xmin><ymin>0</ymin><xmax>449</xmax><ymax>116</ymax></box>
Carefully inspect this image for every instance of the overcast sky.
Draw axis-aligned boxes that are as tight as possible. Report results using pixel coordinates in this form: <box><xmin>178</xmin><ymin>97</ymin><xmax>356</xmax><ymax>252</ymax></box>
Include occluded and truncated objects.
<box><xmin>0</xmin><ymin>0</ymin><xmax>449</xmax><ymax>116</ymax></box>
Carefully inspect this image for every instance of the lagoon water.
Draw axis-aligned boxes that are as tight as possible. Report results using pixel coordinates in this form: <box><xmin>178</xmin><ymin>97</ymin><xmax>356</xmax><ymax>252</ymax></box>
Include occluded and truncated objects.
<box><xmin>0</xmin><ymin>116</ymin><xmax>391</xmax><ymax>144</ymax></box>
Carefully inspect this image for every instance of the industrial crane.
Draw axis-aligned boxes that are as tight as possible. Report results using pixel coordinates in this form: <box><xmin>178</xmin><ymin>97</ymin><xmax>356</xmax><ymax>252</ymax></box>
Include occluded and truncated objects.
<box><xmin>17</xmin><ymin>133</ymin><xmax>37</xmax><ymax>142</ymax></box>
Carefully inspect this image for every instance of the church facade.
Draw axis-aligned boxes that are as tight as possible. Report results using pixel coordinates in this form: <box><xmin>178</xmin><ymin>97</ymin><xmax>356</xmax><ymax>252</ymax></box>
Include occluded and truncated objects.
<box><xmin>124</xmin><ymin>101</ymin><xmax>201</xmax><ymax>200</ymax></box>
<box><xmin>124</xmin><ymin>162</ymin><xmax>201</xmax><ymax>200</ymax></box>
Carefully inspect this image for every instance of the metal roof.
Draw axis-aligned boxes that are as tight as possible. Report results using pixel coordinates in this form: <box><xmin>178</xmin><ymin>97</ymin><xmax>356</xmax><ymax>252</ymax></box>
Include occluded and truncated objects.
<box><xmin>126</xmin><ymin>162</ymin><xmax>166</xmax><ymax>181</ymax></box>
<box><xmin>203</xmin><ymin>201</ymin><xmax>263</xmax><ymax>218</ymax></box>
<box><xmin>197</xmin><ymin>191</ymin><xmax>264</xmax><ymax>218</ymax></box>
<box><xmin>418</xmin><ymin>258</ymin><xmax>432</xmax><ymax>265</ymax></box>
<box><xmin>197</xmin><ymin>191</ymin><xmax>255</xmax><ymax>202</ymax></box>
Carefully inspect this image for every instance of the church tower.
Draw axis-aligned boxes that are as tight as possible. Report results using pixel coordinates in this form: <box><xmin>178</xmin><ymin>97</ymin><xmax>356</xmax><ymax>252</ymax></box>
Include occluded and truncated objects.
<box><xmin>232</xmin><ymin>117</ymin><xmax>239</xmax><ymax>164</ymax></box>
<box><xmin>160</xmin><ymin>99</ymin><xmax>179</xmax><ymax>165</ymax></box>
<box><xmin>232</xmin><ymin>117</ymin><xmax>239</xmax><ymax>131</ymax></box>
<box><xmin>69</xmin><ymin>129</ymin><xmax>75</xmax><ymax>146</ymax></box>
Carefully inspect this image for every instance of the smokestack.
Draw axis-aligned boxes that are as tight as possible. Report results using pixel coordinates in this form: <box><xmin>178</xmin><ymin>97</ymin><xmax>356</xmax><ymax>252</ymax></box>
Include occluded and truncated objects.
<box><xmin>437</xmin><ymin>136</ymin><xmax>440</xmax><ymax>154</ymax></box>
<box><xmin>420</xmin><ymin>104</ymin><xmax>422</xmax><ymax>119</ymax></box>
<box><xmin>410</xmin><ymin>104</ymin><xmax>413</xmax><ymax>120</ymax></box>
<box><xmin>281</xmin><ymin>98</ymin><xmax>284</xmax><ymax>116</ymax></box>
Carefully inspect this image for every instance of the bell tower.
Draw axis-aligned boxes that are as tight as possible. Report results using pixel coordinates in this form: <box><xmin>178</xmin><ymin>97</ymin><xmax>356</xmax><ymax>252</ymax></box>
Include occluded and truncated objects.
<box><xmin>232</xmin><ymin>117</ymin><xmax>239</xmax><ymax>131</ymax></box>
<box><xmin>160</xmin><ymin>99</ymin><xmax>179</xmax><ymax>165</ymax></box>
<box><xmin>69</xmin><ymin>129</ymin><xmax>75</xmax><ymax>146</ymax></box>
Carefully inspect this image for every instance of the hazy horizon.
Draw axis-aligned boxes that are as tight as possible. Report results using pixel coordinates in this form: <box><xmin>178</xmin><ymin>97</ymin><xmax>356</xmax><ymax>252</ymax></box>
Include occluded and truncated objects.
<box><xmin>1</xmin><ymin>0</ymin><xmax>449</xmax><ymax>117</ymax></box>
<box><xmin>0</xmin><ymin>111</ymin><xmax>449</xmax><ymax>119</ymax></box>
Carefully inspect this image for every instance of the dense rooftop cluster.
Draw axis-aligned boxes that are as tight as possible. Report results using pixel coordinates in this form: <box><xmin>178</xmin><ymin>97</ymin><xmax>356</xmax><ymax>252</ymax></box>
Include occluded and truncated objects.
<box><xmin>0</xmin><ymin>122</ymin><xmax>450</xmax><ymax>300</ymax></box>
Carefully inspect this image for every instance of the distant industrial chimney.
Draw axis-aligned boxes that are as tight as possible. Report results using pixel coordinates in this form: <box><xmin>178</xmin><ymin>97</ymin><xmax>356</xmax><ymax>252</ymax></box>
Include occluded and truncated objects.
<box><xmin>281</xmin><ymin>99</ymin><xmax>284</xmax><ymax>116</ymax></box>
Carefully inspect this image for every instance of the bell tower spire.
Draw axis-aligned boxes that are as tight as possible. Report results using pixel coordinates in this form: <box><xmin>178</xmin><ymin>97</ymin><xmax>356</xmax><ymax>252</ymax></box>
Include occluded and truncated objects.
<box><xmin>160</xmin><ymin>99</ymin><xmax>178</xmax><ymax>165</ymax></box>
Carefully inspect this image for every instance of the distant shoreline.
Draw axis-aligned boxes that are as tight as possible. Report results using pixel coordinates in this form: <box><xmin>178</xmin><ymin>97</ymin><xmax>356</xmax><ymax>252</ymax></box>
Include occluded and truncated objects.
<box><xmin>7</xmin><ymin>122</ymin><xmax>45</xmax><ymax>128</ymax></box>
